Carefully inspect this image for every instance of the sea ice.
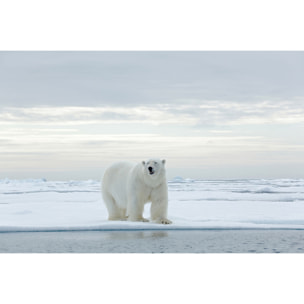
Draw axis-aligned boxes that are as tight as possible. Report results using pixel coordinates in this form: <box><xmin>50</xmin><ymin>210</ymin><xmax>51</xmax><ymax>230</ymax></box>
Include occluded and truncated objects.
<box><xmin>1</xmin><ymin>178</ymin><xmax>304</xmax><ymax>232</ymax></box>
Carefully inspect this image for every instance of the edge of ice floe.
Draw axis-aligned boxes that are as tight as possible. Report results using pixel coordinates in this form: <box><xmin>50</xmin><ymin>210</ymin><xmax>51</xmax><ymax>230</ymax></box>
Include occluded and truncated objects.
<box><xmin>1</xmin><ymin>221</ymin><xmax>304</xmax><ymax>233</ymax></box>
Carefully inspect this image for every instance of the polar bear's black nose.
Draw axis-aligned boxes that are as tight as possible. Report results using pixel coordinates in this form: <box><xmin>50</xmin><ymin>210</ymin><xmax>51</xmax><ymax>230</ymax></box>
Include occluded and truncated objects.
<box><xmin>148</xmin><ymin>166</ymin><xmax>153</xmax><ymax>172</ymax></box>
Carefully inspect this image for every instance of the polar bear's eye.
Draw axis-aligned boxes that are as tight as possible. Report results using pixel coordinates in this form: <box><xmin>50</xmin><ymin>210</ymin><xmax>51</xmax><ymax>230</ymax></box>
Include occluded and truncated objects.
<box><xmin>154</xmin><ymin>161</ymin><xmax>157</xmax><ymax>165</ymax></box>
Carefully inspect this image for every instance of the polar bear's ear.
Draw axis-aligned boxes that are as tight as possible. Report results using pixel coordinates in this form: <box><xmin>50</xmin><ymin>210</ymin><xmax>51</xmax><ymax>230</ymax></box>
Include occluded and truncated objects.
<box><xmin>162</xmin><ymin>159</ymin><xmax>166</xmax><ymax>165</ymax></box>
<box><xmin>142</xmin><ymin>161</ymin><xmax>146</xmax><ymax>166</ymax></box>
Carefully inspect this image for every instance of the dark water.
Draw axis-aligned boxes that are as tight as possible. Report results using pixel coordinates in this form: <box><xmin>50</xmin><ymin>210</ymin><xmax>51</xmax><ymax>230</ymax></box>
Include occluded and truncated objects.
<box><xmin>1</xmin><ymin>230</ymin><xmax>304</xmax><ymax>253</ymax></box>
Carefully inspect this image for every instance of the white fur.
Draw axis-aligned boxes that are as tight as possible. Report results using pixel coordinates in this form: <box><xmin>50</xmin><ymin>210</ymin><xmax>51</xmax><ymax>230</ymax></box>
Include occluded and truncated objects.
<box><xmin>101</xmin><ymin>158</ymin><xmax>172</xmax><ymax>224</ymax></box>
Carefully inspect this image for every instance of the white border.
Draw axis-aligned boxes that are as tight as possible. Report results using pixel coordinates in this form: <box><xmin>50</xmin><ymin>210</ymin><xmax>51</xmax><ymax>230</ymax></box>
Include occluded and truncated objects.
<box><xmin>1</xmin><ymin>1</ymin><xmax>303</xmax><ymax>303</ymax></box>
<box><xmin>1</xmin><ymin>0</ymin><xmax>304</xmax><ymax>50</ymax></box>
<box><xmin>1</xmin><ymin>254</ymin><xmax>303</xmax><ymax>304</ymax></box>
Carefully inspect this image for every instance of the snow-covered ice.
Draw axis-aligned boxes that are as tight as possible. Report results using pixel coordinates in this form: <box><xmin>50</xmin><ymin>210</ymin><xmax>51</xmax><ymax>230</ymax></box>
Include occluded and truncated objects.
<box><xmin>1</xmin><ymin>178</ymin><xmax>304</xmax><ymax>232</ymax></box>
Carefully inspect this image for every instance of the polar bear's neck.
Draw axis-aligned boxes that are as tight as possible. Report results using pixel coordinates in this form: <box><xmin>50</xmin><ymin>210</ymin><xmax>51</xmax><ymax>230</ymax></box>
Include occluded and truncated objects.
<box><xmin>142</xmin><ymin>172</ymin><xmax>166</xmax><ymax>188</ymax></box>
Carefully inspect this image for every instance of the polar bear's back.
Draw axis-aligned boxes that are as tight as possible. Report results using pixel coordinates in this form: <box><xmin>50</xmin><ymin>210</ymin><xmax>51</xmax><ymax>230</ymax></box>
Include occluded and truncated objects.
<box><xmin>102</xmin><ymin>161</ymin><xmax>136</xmax><ymax>208</ymax></box>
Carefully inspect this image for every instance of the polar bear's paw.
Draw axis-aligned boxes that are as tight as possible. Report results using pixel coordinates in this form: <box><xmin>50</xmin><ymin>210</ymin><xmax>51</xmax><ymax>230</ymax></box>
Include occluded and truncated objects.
<box><xmin>161</xmin><ymin>219</ymin><xmax>172</xmax><ymax>225</ymax></box>
<box><xmin>128</xmin><ymin>217</ymin><xmax>149</xmax><ymax>222</ymax></box>
<box><xmin>155</xmin><ymin>218</ymin><xmax>172</xmax><ymax>225</ymax></box>
<box><xmin>141</xmin><ymin>217</ymin><xmax>149</xmax><ymax>222</ymax></box>
<box><xmin>108</xmin><ymin>216</ymin><xmax>126</xmax><ymax>221</ymax></box>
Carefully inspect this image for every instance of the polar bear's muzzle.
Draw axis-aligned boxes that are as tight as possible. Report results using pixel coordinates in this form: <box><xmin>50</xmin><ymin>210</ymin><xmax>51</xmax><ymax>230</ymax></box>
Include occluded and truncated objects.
<box><xmin>148</xmin><ymin>166</ymin><xmax>155</xmax><ymax>175</ymax></box>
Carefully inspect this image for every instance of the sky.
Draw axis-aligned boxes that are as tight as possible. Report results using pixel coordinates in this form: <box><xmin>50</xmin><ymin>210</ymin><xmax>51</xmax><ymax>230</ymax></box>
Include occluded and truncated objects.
<box><xmin>1</xmin><ymin>51</ymin><xmax>304</xmax><ymax>180</ymax></box>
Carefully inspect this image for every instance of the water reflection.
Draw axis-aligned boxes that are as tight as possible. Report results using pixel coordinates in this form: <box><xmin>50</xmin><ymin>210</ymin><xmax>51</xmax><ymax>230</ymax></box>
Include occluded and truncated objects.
<box><xmin>105</xmin><ymin>231</ymin><xmax>168</xmax><ymax>240</ymax></box>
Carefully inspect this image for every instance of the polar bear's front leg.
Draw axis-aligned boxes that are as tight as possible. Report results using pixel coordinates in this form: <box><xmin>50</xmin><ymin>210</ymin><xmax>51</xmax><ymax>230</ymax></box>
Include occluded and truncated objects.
<box><xmin>150</xmin><ymin>183</ymin><xmax>172</xmax><ymax>224</ymax></box>
<box><xmin>150</xmin><ymin>200</ymin><xmax>172</xmax><ymax>224</ymax></box>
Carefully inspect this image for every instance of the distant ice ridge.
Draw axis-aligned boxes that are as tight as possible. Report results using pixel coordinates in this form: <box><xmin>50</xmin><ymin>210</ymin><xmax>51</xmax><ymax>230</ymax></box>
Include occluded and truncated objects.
<box><xmin>170</xmin><ymin>176</ymin><xmax>195</xmax><ymax>183</ymax></box>
<box><xmin>0</xmin><ymin>178</ymin><xmax>97</xmax><ymax>184</ymax></box>
<box><xmin>0</xmin><ymin>178</ymin><xmax>47</xmax><ymax>184</ymax></box>
<box><xmin>1</xmin><ymin>178</ymin><xmax>304</xmax><ymax>232</ymax></box>
<box><xmin>0</xmin><ymin>178</ymin><xmax>100</xmax><ymax>194</ymax></box>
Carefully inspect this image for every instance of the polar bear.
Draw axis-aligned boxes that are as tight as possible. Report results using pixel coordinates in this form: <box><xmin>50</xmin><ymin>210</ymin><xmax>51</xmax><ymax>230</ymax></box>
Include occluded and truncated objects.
<box><xmin>101</xmin><ymin>158</ymin><xmax>172</xmax><ymax>224</ymax></box>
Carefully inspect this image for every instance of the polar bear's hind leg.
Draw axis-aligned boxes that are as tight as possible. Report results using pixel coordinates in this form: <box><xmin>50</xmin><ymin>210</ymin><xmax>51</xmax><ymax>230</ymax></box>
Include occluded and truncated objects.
<box><xmin>118</xmin><ymin>207</ymin><xmax>128</xmax><ymax>221</ymax></box>
<box><xmin>102</xmin><ymin>191</ymin><xmax>125</xmax><ymax>221</ymax></box>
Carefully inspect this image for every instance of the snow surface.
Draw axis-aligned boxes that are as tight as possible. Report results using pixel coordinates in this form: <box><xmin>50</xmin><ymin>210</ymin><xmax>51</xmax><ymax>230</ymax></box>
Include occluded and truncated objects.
<box><xmin>1</xmin><ymin>178</ymin><xmax>304</xmax><ymax>232</ymax></box>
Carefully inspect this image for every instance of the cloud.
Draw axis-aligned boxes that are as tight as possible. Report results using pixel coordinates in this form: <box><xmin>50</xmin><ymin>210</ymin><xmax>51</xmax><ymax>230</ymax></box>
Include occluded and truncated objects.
<box><xmin>1</xmin><ymin>99</ymin><xmax>304</xmax><ymax>128</ymax></box>
<box><xmin>1</xmin><ymin>51</ymin><xmax>304</xmax><ymax>179</ymax></box>
<box><xmin>0</xmin><ymin>106</ymin><xmax>197</xmax><ymax>126</ymax></box>
<box><xmin>1</xmin><ymin>51</ymin><xmax>304</xmax><ymax>107</ymax></box>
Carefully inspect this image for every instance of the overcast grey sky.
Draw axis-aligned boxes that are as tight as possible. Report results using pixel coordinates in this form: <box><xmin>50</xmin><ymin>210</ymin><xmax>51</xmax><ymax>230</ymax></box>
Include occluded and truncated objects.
<box><xmin>1</xmin><ymin>51</ymin><xmax>304</xmax><ymax>180</ymax></box>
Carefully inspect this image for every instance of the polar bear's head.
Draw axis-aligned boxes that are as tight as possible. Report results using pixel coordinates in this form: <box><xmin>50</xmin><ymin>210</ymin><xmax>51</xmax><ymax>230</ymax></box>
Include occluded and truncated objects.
<box><xmin>142</xmin><ymin>158</ymin><xmax>166</xmax><ymax>179</ymax></box>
